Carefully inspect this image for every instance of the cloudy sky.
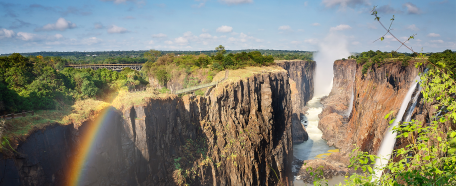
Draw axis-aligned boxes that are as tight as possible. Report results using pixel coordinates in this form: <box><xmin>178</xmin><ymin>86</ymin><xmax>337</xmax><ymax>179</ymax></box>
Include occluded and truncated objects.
<box><xmin>0</xmin><ymin>0</ymin><xmax>455</xmax><ymax>54</ymax></box>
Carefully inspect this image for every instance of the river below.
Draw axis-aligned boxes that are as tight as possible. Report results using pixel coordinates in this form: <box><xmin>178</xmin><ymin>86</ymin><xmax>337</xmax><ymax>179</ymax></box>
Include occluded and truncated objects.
<box><xmin>293</xmin><ymin>96</ymin><xmax>344</xmax><ymax>186</ymax></box>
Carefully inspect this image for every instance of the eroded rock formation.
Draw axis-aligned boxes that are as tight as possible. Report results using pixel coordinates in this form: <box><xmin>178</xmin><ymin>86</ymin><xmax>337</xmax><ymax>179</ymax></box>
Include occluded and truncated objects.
<box><xmin>277</xmin><ymin>60</ymin><xmax>315</xmax><ymax>143</ymax></box>
<box><xmin>0</xmin><ymin>70</ymin><xmax>293</xmax><ymax>186</ymax></box>
<box><xmin>319</xmin><ymin>59</ymin><xmax>424</xmax><ymax>155</ymax></box>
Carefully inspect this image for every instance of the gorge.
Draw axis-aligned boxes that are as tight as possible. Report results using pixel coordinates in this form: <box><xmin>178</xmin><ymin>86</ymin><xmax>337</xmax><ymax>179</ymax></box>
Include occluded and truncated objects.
<box><xmin>0</xmin><ymin>58</ymin><xmax>445</xmax><ymax>186</ymax></box>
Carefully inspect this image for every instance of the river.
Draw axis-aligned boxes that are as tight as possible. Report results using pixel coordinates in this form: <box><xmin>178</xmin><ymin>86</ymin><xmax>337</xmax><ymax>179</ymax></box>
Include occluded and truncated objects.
<box><xmin>293</xmin><ymin>96</ymin><xmax>345</xmax><ymax>185</ymax></box>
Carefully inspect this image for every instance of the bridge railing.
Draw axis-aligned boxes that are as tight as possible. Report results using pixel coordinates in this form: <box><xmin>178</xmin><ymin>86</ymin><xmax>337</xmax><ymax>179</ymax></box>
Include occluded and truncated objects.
<box><xmin>65</xmin><ymin>64</ymin><xmax>144</xmax><ymax>71</ymax></box>
<box><xmin>173</xmin><ymin>70</ymin><xmax>229</xmax><ymax>95</ymax></box>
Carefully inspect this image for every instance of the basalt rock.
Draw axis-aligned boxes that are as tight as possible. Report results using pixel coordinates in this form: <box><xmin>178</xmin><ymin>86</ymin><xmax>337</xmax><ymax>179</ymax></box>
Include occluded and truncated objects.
<box><xmin>0</xmin><ymin>70</ymin><xmax>293</xmax><ymax>186</ymax></box>
<box><xmin>277</xmin><ymin>60</ymin><xmax>315</xmax><ymax>143</ymax></box>
<box><xmin>319</xmin><ymin>59</ymin><xmax>425</xmax><ymax>156</ymax></box>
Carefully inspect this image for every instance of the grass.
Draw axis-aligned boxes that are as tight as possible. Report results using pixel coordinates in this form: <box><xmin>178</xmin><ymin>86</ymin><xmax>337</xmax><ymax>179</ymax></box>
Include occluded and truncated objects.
<box><xmin>3</xmin><ymin>99</ymin><xmax>110</xmax><ymax>140</ymax></box>
<box><xmin>111</xmin><ymin>88</ymin><xmax>162</xmax><ymax>111</ymax></box>
<box><xmin>2</xmin><ymin>88</ymin><xmax>164</xmax><ymax>146</ymax></box>
<box><xmin>209</xmin><ymin>65</ymin><xmax>285</xmax><ymax>97</ymax></box>
<box><xmin>212</xmin><ymin>65</ymin><xmax>286</xmax><ymax>87</ymax></box>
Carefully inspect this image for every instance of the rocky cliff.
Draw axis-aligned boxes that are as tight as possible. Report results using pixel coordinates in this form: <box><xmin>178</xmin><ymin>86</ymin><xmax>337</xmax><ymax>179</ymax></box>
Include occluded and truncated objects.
<box><xmin>0</xmin><ymin>69</ymin><xmax>293</xmax><ymax>186</ymax></box>
<box><xmin>319</xmin><ymin>59</ymin><xmax>425</xmax><ymax>155</ymax></box>
<box><xmin>277</xmin><ymin>60</ymin><xmax>315</xmax><ymax>143</ymax></box>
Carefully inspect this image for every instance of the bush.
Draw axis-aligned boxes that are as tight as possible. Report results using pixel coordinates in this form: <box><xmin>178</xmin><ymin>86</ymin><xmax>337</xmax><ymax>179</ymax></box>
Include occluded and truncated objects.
<box><xmin>158</xmin><ymin>87</ymin><xmax>170</xmax><ymax>94</ymax></box>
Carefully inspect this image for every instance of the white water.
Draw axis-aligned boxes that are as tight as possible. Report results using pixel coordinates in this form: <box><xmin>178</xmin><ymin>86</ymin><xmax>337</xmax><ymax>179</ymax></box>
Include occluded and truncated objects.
<box><xmin>294</xmin><ymin>96</ymin><xmax>337</xmax><ymax>160</ymax></box>
<box><xmin>343</xmin><ymin>70</ymin><xmax>356</xmax><ymax>118</ymax></box>
<box><xmin>372</xmin><ymin>76</ymin><xmax>421</xmax><ymax>181</ymax></box>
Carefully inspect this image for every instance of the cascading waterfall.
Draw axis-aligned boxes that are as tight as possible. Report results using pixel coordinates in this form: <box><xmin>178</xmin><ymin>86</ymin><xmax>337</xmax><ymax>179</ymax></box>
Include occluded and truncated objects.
<box><xmin>372</xmin><ymin>76</ymin><xmax>421</xmax><ymax>181</ymax></box>
<box><xmin>343</xmin><ymin>69</ymin><xmax>356</xmax><ymax>118</ymax></box>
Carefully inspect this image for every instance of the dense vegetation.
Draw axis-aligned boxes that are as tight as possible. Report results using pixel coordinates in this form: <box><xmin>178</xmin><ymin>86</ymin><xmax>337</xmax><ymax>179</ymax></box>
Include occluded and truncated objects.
<box><xmin>0</xmin><ymin>53</ymin><xmax>147</xmax><ymax>114</ymax></box>
<box><xmin>0</xmin><ymin>49</ymin><xmax>313</xmax><ymax>65</ymax></box>
<box><xmin>351</xmin><ymin>50</ymin><xmax>428</xmax><ymax>75</ymax></box>
<box><xmin>141</xmin><ymin>45</ymin><xmax>277</xmax><ymax>88</ymax></box>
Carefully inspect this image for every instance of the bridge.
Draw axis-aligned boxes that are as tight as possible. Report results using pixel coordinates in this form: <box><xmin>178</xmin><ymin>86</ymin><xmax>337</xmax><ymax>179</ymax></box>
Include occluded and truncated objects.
<box><xmin>173</xmin><ymin>70</ymin><xmax>229</xmax><ymax>95</ymax></box>
<box><xmin>65</xmin><ymin>64</ymin><xmax>143</xmax><ymax>71</ymax></box>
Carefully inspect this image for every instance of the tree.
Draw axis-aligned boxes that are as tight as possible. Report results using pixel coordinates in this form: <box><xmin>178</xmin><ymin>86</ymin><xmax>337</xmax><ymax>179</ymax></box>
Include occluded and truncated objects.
<box><xmin>144</xmin><ymin>49</ymin><xmax>161</xmax><ymax>62</ymax></box>
<box><xmin>215</xmin><ymin>45</ymin><xmax>226</xmax><ymax>55</ymax></box>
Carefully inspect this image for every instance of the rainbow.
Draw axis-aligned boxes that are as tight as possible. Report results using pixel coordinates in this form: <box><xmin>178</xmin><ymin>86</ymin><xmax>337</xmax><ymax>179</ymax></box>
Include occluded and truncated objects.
<box><xmin>66</xmin><ymin>107</ymin><xmax>116</xmax><ymax>186</ymax></box>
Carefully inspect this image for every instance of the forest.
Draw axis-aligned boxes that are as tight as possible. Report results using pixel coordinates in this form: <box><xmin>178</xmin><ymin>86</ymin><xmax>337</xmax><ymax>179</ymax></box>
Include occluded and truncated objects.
<box><xmin>0</xmin><ymin>45</ymin><xmax>282</xmax><ymax>114</ymax></box>
<box><xmin>0</xmin><ymin>49</ymin><xmax>313</xmax><ymax>65</ymax></box>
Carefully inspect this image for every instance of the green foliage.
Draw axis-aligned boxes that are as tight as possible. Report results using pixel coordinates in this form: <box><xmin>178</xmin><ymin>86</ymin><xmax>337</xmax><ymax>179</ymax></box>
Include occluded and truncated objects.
<box><xmin>158</xmin><ymin>87</ymin><xmax>170</xmax><ymax>94</ymax></box>
<box><xmin>0</xmin><ymin>53</ymin><xmax>148</xmax><ymax>113</ymax></box>
<box><xmin>154</xmin><ymin>68</ymin><xmax>170</xmax><ymax>86</ymax></box>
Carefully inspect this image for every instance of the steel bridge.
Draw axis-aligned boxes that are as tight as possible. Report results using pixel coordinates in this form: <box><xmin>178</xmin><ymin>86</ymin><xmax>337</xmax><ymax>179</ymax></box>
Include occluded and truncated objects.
<box><xmin>65</xmin><ymin>64</ymin><xmax>143</xmax><ymax>71</ymax></box>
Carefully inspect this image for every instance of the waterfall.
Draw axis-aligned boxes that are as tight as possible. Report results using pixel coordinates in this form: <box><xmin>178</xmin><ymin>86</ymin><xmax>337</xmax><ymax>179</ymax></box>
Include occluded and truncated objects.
<box><xmin>372</xmin><ymin>76</ymin><xmax>421</xmax><ymax>181</ymax></box>
<box><xmin>344</xmin><ymin>69</ymin><xmax>356</xmax><ymax>118</ymax></box>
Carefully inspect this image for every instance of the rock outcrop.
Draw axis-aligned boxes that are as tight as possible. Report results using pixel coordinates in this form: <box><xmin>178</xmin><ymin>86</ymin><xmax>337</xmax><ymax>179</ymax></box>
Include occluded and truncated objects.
<box><xmin>0</xmin><ymin>70</ymin><xmax>293</xmax><ymax>186</ymax></box>
<box><xmin>319</xmin><ymin>59</ymin><xmax>424</xmax><ymax>155</ymax></box>
<box><xmin>277</xmin><ymin>60</ymin><xmax>315</xmax><ymax>143</ymax></box>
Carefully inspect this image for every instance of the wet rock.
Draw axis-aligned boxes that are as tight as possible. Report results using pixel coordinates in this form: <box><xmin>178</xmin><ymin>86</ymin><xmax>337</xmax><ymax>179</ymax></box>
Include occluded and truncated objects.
<box><xmin>277</xmin><ymin>61</ymin><xmax>315</xmax><ymax>143</ymax></box>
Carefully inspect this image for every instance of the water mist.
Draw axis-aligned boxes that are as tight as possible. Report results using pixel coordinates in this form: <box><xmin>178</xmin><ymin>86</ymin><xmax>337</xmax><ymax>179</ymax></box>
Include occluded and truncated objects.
<box><xmin>313</xmin><ymin>32</ymin><xmax>350</xmax><ymax>97</ymax></box>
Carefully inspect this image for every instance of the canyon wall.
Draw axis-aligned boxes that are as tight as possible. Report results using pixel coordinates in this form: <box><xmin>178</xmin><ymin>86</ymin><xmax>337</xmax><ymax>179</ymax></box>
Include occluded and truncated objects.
<box><xmin>319</xmin><ymin>59</ymin><xmax>425</xmax><ymax>155</ymax></box>
<box><xmin>277</xmin><ymin>60</ymin><xmax>315</xmax><ymax>143</ymax></box>
<box><xmin>0</xmin><ymin>70</ymin><xmax>293</xmax><ymax>186</ymax></box>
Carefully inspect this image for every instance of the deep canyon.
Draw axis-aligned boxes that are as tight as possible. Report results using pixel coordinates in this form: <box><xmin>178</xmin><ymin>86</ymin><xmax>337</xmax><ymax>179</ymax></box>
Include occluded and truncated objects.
<box><xmin>1</xmin><ymin>59</ymin><xmax>444</xmax><ymax>185</ymax></box>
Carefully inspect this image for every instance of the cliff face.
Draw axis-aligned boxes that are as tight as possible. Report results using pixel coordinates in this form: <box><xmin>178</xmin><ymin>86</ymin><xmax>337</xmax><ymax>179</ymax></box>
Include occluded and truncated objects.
<box><xmin>277</xmin><ymin>61</ymin><xmax>315</xmax><ymax>143</ymax></box>
<box><xmin>319</xmin><ymin>59</ymin><xmax>424</xmax><ymax>155</ymax></box>
<box><xmin>0</xmin><ymin>70</ymin><xmax>293</xmax><ymax>186</ymax></box>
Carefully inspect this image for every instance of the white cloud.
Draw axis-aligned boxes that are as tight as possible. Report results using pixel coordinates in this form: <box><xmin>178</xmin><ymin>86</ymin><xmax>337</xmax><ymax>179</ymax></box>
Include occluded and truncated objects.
<box><xmin>199</xmin><ymin>33</ymin><xmax>214</xmax><ymax>39</ymax></box>
<box><xmin>152</xmin><ymin>33</ymin><xmax>167</xmax><ymax>38</ymax></box>
<box><xmin>219</xmin><ymin>0</ymin><xmax>253</xmax><ymax>5</ymax></box>
<box><xmin>255</xmin><ymin>39</ymin><xmax>263</xmax><ymax>42</ymax></box>
<box><xmin>278</xmin><ymin>25</ymin><xmax>292</xmax><ymax>31</ymax></box>
<box><xmin>164</xmin><ymin>40</ymin><xmax>173</xmax><ymax>44</ymax></box>
<box><xmin>406</xmin><ymin>24</ymin><xmax>419</xmax><ymax>31</ymax></box>
<box><xmin>403</xmin><ymin>2</ymin><xmax>421</xmax><ymax>14</ymax></box>
<box><xmin>330</xmin><ymin>24</ymin><xmax>351</xmax><ymax>31</ymax></box>
<box><xmin>202</xmin><ymin>28</ymin><xmax>208</xmax><ymax>32</ymax></box>
<box><xmin>352</xmin><ymin>41</ymin><xmax>360</xmax><ymax>45</ymax></box>
<box><xmin>107</xmin><ymin>25</ymin><xmax>128</xmax><ymax>34</ymax></box>
<box><xmin>228</xmin><ymin>37</ymin><xmax>236</xmax><ymax>42</ymax></box>
<box><xmin>54</xmin><ymin>34</ymin><xmax>63</xmax><ymax>39</ymax></box>
<box><xmin>428</xmin><ymin>33</ymin><xmax>440</xmax><ymax>37</ymax></box>
<box><xmin>304</xmin><ymin>1</ymin><xmax>308</xmax><ymax>7</ymax></box>
<box><xmin>312</xmin><ymin>23</ymin><xmax>320</xmax><ymax>26</ymax></box>
<box><xmin>322</xmin><ymin>0</ymin><xmax>370</xmax><ymax>10</ymax></box>
<box><xmin>0</xmin><ymin>28</ymin><xmax>15</xmax><ymax>39</ymax></box>
<box><xmin>291</xmin><ymin>41</ymin><xmax>300</xmax><ymax>44</ymax></box>
<box><xmin>430</xmin><ymin>40</ymin><xmax>444</xmax><ymax>43</ymax></box>
<box><xmin>17</xmin><ymin>32</ymin><xmax>35</xmax><ymax>41</ymax></box>
<box><xmin>304</xmin><ymin>38</ymin><xmax>318</xmax><ymax>44</ymax></box>
<box><xmin>35</xmin><ymin>18</ymin><xmax>77</xmax><ymax>31</ymax></box>
<box><xmin>148</xmin><ymin>40</ymin><xmax>154</xmax><ymax>44</ymax></box>
<box><xmin>216</xmin><ymin>25</ymin><xmax>233</xmax><ymax>33</ymax></box>
<box><xmin>183</xmin><ymin>31</ymin><xmax>193</xmax><ymax>37</ymax></box>
<box><xmin>81</xmin><ymin>37</ymin><xmax>102</xmax><ymax>45</ymax></box>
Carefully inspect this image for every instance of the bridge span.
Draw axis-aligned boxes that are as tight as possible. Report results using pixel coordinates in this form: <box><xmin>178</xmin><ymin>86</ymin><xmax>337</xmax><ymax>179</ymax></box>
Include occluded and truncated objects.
<box><xmin>66</xmin><ymin>63</ymin><xmax>143</xmax><ymax>71</ymax></box>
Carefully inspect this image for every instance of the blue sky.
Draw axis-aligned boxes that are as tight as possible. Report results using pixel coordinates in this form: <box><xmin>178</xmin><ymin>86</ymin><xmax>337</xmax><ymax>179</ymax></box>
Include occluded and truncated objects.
<box><xmin>0</xmin><ymin>0</ymin><xmax>455</xmax><ymax>54</ymax></box>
